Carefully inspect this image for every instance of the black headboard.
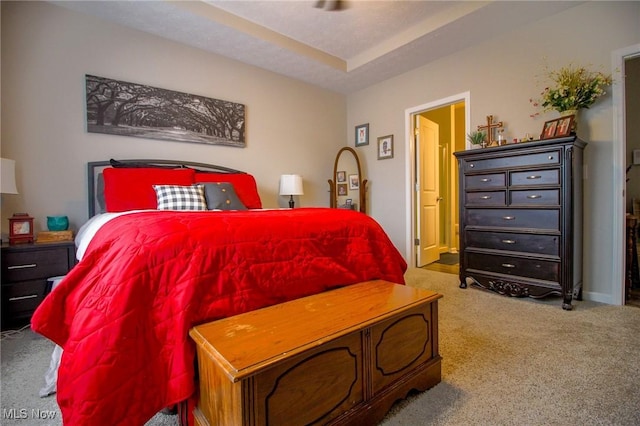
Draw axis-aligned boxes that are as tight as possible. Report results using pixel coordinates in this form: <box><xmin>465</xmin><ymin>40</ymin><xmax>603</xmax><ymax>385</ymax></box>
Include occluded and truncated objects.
<box><xmin>87</xmin><ymin>159</ymin><xmax>246</xmax><ymax>217</ymax></box>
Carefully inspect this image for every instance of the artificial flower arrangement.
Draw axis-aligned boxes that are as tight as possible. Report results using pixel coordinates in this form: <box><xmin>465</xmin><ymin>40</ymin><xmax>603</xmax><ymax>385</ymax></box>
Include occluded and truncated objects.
<box><xmin>530</xmin><ymin>64</ymin><xmax>612</xmax><ymax>115</ymax></box>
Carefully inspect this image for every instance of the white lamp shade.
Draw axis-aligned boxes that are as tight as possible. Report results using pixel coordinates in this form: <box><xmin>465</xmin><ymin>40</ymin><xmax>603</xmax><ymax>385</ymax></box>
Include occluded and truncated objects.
<box><xmin>1</xmin><ymin>158</ymin><xmax>18</xmax><ymax>194</ymax></box>
<box><xmin>279</xmin><ymin>174</ymin><xmax>304</xmax><ymax>196</ymax></box>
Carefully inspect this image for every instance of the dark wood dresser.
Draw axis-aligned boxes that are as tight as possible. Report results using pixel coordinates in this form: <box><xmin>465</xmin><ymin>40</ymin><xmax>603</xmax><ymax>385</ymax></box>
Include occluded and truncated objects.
<box><xmin>454</xmin><ymin>136</ymin><xmax>585</xmax><ymax>310</ymax></box>
<box><xmin>1</xmin><ymin>241</ymin><xmax>75</xmax><ymax>328</ymax></box>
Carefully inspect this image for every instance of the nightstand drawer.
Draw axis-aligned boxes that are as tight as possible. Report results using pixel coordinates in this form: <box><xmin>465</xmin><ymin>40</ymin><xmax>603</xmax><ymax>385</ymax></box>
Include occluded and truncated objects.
<box><xmin>1</xmin><ymin>280</ymin><xmax>47</xmax><ymax>320</ymax></box>
<box><xmin>2</xmin><ymin>247</ymin><xmax>70</xmax><ymax>282</ymax></box>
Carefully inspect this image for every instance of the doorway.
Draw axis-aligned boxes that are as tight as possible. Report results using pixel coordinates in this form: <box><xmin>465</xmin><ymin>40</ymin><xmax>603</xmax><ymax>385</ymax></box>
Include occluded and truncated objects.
<box><xmin>616</xmin><ymin>47</ymin><xmax>640</xmax><ymax>306</ymax></box>
<box><xmin>405</xmin><ymin>92</ymin><xmax>470</xmax><ymax>269</ymax></box>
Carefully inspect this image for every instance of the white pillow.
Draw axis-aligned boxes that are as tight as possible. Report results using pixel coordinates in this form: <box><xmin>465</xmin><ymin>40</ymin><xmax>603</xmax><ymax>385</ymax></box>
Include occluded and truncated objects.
<box><xmin>153</xmin><ymin>184</ymin><xmax>207</xmax><ymax>211</ymax></box>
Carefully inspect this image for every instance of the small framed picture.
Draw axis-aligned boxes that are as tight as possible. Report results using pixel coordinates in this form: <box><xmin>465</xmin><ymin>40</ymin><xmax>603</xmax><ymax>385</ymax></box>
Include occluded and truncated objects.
<box><xmin>540</xmin><ymin>119</ymin><xmax>559</xmax><ymax>140</ymax></box>
<box><xmin>345</xmin><ymin>199</ymin><xmax>353</xmax><ymax>207</ymax></box>
<box><xmin>337</xmin><ymin>183</ymin><xmax>348</xmax><ymax>196</ymax></box>
<box><xmin>377</xmin><ymin>134</ymin><xmax>394</xmax><ymax>160</ymax></box>
<box><xmin>337</xmin><ymin>171</ymin><xmax>346</xmax><ymax>183</ymax></box>
<box><xmin>355</xmin><ymin>123</ymin><xmax>369</xmax><ymax>147</ymax></box>
<box><xmin>349</xmin><ymin>174</ymin><xmax>359</xmax><ymax>190</ymax></box>
<box><xmin>555</xmin><ymin>115</ymin><xmax>574</xmax><ymax>137</ymax></box>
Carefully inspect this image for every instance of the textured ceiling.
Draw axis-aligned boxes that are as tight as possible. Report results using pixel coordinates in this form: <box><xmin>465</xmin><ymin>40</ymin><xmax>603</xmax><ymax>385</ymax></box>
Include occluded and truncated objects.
<box><xmin>52</xmin><ymin>1</ymin><xmax>582</xmax><ymax>94</ymax></box>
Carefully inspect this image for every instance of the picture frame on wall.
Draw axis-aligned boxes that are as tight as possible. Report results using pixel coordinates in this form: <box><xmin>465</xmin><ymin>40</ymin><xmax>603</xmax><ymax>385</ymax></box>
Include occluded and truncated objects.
<box><xmin>355</xmin><ymin>123</ymin><xmax>369</xmax><ymax>147</ymax></box>
<box><xmin>337</xmin><ymin>183</ymin><xmax>348</xmax><ymax>196</ymax></box>
<box><xmin>85</xmin><ymin>75</ymin><xmax>246</xmax><ymax>147</ymax></box>
<box><xmin>349</xmin><ymin>174</ymin><xmax>359</xmax><ymax>190</ymax></box>
<box><xmin>337</xmin><ymin>171</ymin><xmax>346</xmax><ymax>182</ymax></box>
<box><xmin>377</xmin><ymin>135</ymin><xmax>394</xmax><ymax>160</ymax></box>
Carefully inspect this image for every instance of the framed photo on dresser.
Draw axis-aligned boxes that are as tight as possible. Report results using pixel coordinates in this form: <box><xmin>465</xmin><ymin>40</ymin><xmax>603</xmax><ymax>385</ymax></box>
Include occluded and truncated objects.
<box><xmin>555</xmin><ymin>116</ymin><xmax>574</xmax><ymax>137</ymax></box>
<box><xmin>541</xmin><ymin>119</ymin><xmax>559</xmax><ymax>140</ymax></box>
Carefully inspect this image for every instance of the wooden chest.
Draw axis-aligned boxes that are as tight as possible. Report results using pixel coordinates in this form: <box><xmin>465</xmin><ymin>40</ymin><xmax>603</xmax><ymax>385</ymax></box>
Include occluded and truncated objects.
<box><xmin>189</xmin><ymin>280</ymin><xmax>442</xmax><ymax>425</ymax></box>
<box><xmin>454</xmin><ymin>136</ymin><xmax>585</xmax><ymax>310</ymax></box>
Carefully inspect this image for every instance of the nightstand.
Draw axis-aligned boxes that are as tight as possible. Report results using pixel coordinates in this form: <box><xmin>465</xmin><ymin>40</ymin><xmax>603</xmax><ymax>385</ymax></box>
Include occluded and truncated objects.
<box><xmin>1</xmin><ymin>241</ymin><xmax>76</xmax><ymax>329</ymax></box>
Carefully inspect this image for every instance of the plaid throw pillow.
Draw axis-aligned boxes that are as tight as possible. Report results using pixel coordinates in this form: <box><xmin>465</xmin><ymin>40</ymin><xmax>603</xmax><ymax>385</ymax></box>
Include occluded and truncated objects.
<box><xmin>153</xmin><ymin>184</ymin><xmax>207</xmax><ymax>211</ymax></box>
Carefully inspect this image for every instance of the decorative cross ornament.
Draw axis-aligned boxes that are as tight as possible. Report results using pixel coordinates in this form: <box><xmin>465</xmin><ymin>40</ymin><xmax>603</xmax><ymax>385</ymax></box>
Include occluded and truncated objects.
<box><xmin>477</xmin><ymin>115</ymin><xmax>503</xmax><ymax>146</ymax></box>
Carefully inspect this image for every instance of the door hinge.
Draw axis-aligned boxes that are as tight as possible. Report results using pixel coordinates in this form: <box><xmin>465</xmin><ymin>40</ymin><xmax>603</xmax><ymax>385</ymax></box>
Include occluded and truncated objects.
<box><xmin>414</xmin><ymin>238</ymin><xmax>420</xmax><ymax>246</ymax></box>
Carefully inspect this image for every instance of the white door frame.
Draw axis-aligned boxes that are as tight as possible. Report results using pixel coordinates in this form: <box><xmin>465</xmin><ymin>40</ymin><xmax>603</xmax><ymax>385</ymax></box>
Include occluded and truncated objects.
<box><xmin>612</xmin><ymin>43</ymin><xmax>640</xmax><ymax>305</ymax></box>
<box><xmin>405</xmin><ymin>91</ymin><xmax>471</xmax><ymax>265</ymax></box>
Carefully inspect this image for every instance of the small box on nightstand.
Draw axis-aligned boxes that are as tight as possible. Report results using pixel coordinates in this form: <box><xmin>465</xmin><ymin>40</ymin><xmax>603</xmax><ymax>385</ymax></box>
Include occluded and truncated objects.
<box><xmin>37</xmin><ymin>230</ymin><xmax>74</xmax><ymax>243</ymax></box>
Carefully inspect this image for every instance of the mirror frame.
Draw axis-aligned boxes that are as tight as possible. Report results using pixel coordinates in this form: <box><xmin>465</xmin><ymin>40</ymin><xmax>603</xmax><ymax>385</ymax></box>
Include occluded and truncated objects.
<box><xmin>328</xmin><ymin>147</ymin><xmax>368</xmax><ymax>214</ymax></box>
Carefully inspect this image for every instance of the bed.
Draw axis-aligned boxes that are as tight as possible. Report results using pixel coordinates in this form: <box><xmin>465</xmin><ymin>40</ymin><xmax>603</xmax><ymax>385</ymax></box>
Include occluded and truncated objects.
<box><xmin>30</xmin><ymin>159</ymin><xmax>408</xmax><ymax>426</ymax></box>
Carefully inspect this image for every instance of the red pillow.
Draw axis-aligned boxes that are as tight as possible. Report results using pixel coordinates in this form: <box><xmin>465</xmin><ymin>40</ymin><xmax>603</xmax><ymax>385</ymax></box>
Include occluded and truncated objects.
<box><xmin>194</xmin><ymin>173</ymin><xmax>262</xmax><ymax>209</ymax></box>
<box><xmin>103</xmin><ymin>168</ymin><xmax>195</xmax><ymax>212</ymax></box>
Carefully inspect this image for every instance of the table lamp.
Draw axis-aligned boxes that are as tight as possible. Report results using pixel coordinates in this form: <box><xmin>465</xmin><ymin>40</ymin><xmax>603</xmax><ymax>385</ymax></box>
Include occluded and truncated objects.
<box><xmin>1</xmin><ymin>158</ymin><xmax>18</xmax><ymax>195</ymax></box>
<box><xmin>279</xmin><ymin>174</ymin><xmax>304</xmax><ymax>208</ymax></box>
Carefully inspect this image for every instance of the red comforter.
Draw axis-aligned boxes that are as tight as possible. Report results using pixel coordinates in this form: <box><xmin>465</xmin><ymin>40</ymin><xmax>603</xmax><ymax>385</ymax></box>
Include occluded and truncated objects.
<box><xmin>31</xmin><ymin>208</ymin><xmax>407</xmax><ymax>425</ymax></box>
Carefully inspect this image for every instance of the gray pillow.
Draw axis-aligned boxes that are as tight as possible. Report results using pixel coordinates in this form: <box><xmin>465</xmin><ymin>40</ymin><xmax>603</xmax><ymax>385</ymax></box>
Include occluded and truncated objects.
<box><xmin>200</xmin><ymin>182</ymin><xmax>247</xmax><ymax>210</ymax></box>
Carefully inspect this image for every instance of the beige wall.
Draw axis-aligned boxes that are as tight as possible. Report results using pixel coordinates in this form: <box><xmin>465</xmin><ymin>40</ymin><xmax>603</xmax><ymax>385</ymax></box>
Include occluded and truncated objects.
<box><xmin>1</xmin><ymin>1</ymin><xmax>346</xmax><ymax>233</ymax></box>
<box><xmin>347</xmin><ymin>1</ymin><xmax>640</xmax><ymax>303</ymax></box>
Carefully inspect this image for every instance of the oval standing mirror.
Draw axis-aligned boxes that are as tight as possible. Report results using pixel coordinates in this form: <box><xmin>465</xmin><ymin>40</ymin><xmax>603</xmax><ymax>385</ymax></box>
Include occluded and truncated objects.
<box><xmin>328</xmin><ymin>147</ymin><xmax>368</xmax><ymax>214</ymax></box>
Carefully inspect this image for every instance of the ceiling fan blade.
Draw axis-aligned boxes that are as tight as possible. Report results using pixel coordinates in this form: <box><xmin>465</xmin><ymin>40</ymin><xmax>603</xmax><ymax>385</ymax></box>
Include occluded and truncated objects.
<box><xmin>314</xmin><ymin>0</ymin><xmax>347</xmax><ymax>11</ymax></box>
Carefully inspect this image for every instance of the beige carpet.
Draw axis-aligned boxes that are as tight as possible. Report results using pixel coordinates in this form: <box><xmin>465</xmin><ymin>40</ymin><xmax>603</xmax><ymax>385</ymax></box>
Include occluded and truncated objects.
<box><xmin>2</xmin><ymin>268</ymin><xmax>639</xmax><ymax>425</ymax></box>
<box><xmin>381</xmin><ymin>268</ymin><xmax>640</xmax><ymax>425</ymax></box>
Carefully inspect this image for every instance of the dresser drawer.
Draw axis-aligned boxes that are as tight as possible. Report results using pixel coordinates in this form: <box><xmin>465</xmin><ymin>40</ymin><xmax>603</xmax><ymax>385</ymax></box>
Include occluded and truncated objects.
<box><xmin>463</xmin><ymin>149</ymin><xmax>561</xmax><ymax>172</ymax></box>
<box><xmin>465</xmin><ymin>173</ymin><xmax>505</xmax><ymax>189</ymax></box>
<box><xmin>466</xmin><ymin>208</ymin><xmax>560</xmax><ymax>231</ymax></box>
<box><xmin>466</xmin><ymin>191</ymin><xmax>506</xmax><ymax>206</ymax></box>
<box><xmin>2</xmin><ymin>247</ymin><xmax>70</xmax><ymax>282</ymax></box>
<box><xmin>509</xmin><ymin>189</ymin><xmax>559</xmax><ymax>206</ymax></box>
<box><xmin>510</xmin><ymin>169</ymin><xmax>560</xmax><ymax>186</ymax></box>
<box><xmin>467</xmin><ymin>252</ymin><xmax>559</xmax><ymax>282</ymax></box>
<box><xmin>1</xmin><ymin>280</ymin><xmax>47</xmax><ymax>320</ymax></box>
<box><xmin>466</xmin><ymin>231</ymin><xmax>559</xmax><ymax>255</ymax></box>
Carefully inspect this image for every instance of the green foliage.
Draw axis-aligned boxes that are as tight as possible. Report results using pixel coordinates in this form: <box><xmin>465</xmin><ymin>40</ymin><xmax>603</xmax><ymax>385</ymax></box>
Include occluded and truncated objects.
<box><xmin>531</xmin><ymin>64</ymin><xmax>612</xmax><ymax>114</ymax></box>
<box><xmin>467</xmin><ymin>131</ymin><xmax>486</xmax><ymax>145</ymax></box>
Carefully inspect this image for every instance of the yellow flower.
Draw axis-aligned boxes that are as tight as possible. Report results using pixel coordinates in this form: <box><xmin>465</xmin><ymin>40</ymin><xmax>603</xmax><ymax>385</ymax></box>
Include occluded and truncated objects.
<box><xmin>531</xmin><ymin>64</ymin><xmax>612</xmax><ymax>114</ymax></box>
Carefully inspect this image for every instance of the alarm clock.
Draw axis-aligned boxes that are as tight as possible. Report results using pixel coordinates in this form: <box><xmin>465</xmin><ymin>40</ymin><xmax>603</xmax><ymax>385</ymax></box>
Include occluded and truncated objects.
<box><xmin>8</xmin><ymin>213</ymin><xmax>34</xmax><ymax>245</ymax></box>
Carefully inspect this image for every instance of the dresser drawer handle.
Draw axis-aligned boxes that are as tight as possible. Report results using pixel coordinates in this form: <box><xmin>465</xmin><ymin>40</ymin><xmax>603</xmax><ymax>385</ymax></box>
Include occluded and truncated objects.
<box><xmin>501</xmin><ymin>263</ymin><xmax>516</xmax><ymax>268</ymax></box>
<box><xmin>9</xmin><ymin>294</ymin><xmax>38</xmax><ymax>301</ymax></box>
<box><xmin>548</xmin><ymin>156</ymin><xmax>554</xmax><ymax>160</ymax></box>
<box><xmin>480</xmin><ymin>195</ymin><xmax>492</xmax><ymax>200</ymax></box>
<box><xmin>526</xmin><ymin>175</ymin><xmax>541</xmax><ymax>180</ymax></box>
<box><xmin>7</xmin><ymin>263</ymin><xmax>37</xmax><ymax>270</ymax></box>
<box><xmin>502</xmin><ymin>239</ymin><xmax>516</xmax><ymax>244</ymax></box>
<box><xmin>480</xmin><ymin>178</ymin><xmax>492</xmax><ymax>182</ymax></box>
<box><xmin>502</xmin><ymin>216</ymin><xmax>515</xmax><ymax>220</ymax></box>
<box><xmin>469</xmin><ymin>164</ymin><xmax>475</xmax><ymax>168</ymax></box>
<box><xmin>526</xmin><ymin>195</ymin><xmax>541</xmax><ymax>199</ymax></box>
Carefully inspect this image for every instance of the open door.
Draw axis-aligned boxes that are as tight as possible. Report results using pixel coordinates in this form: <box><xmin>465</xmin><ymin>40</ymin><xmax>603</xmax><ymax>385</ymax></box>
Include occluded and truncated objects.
<box><xmin>416</xmin><ymin>115</ymin><xmax>440</xmax><ymax>267</ymax></box>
